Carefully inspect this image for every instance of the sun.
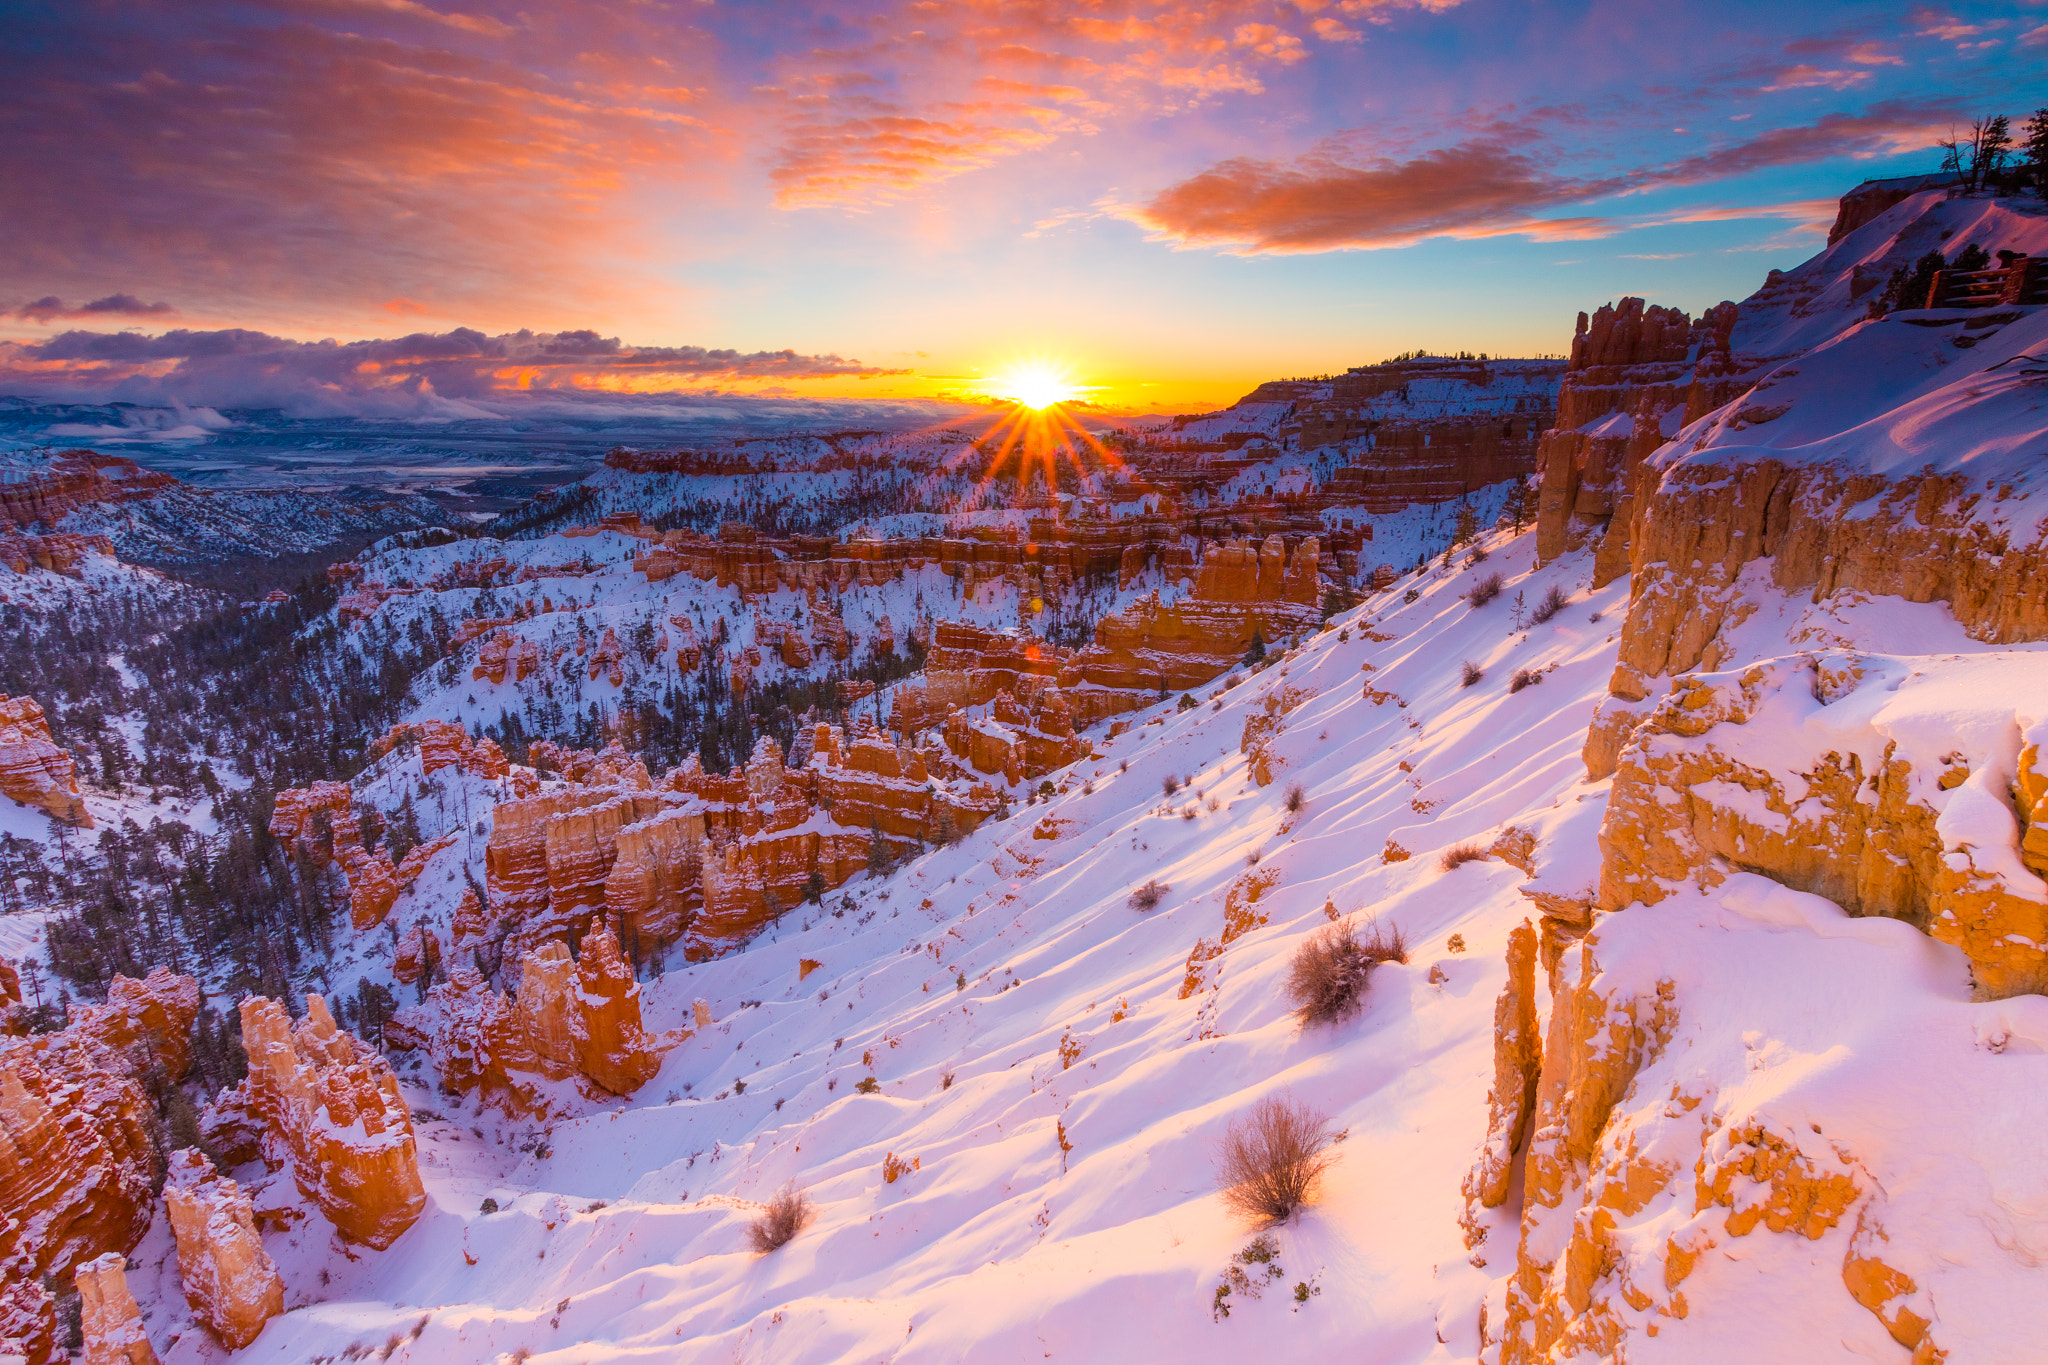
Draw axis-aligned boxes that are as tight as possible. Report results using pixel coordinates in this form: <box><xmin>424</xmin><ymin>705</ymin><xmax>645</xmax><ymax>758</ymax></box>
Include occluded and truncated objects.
<box><xmin>990</xmin><ymin>361</ymin><xmax>1081</xmax><ymax>410</ymax></box>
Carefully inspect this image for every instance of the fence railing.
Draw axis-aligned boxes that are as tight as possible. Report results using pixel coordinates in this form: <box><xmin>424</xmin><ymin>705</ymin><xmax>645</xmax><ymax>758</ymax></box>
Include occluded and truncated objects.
<box><xmin>1927</xmin><ymin>257</ymin><xmax>2048</xmax><ymax>308</ymax></box>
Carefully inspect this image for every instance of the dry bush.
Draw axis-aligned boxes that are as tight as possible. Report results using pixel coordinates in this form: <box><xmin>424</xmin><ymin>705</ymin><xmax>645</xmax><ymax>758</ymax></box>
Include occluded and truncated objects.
<box><xmin>1440</xmin><ymin>842</ymin><xmax>1489</xmax><ymax>872</ymax></box>
<box><xmin>1360</xmin><ymin>920</ymin><xmax>1408</xmax><ymax>968</ymax></box>
<box><xmin>1529</xmin><ymin>583</ymin><xmax>1570</xmax><ymax>624</ymax></box>
<box><xmin>1215</xmin><ymin>1096</ymin><xmax>1338</xmax><ymax>1224</ymax></box>
<box><xmin>1285</xmin><ymin>917</ymin><xmax>1407</xmax><ymax>1026</ymax></box>
<box><xmin>1460</xmin><ymin>660</ymin><xmax>1484</xmax><ymax>687</ymax></box>
<box><xmin>1468</xmin><ymin>573</ymin><xmax>1504</xmax><ymax>607</ymax></box>
<box><xmin>1163</xmin><ymin>774</ymin><xmax>1180</xmax><ymax>796</ymax></box>
<box><xmin>1284</xmin><ymin>782</ymin><xmax>1306</xmax><ymax>814</ymax></box>
<box><xmin>1128</xmin><ymin>879</ymin><xmax>1170</xmax><ymax>911</ymax></box>
<box><xmin>747</xmin><ymin>1183</ymin><xmax>814</xmax><ymax>1253</ymax></box>
<box><xmin>1509</xmin><ymin>668</ymin><xmax>1543</xmax><ymax>694</ymax></box>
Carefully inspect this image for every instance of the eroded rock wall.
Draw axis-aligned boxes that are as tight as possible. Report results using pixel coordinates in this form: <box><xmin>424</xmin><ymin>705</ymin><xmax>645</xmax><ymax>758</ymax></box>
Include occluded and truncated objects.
<box><xmin>0</xmin><ymin>694</ymin><xmax>90</xmax><ymax>826</ymax></box>
<box><xmin>235</xmin><ymin>995</ymin><xmax>425</xmax><ymax>1248</ymax></box>
<box><xmin>162</xmin><ymin>1148</ymin><xmax>284</xmax><ymax>1349</ymax></box>
<box><xmin>1593</xmin><ymin>653</ymin><xmax>2048</xmax><ymax>997</ymax></box>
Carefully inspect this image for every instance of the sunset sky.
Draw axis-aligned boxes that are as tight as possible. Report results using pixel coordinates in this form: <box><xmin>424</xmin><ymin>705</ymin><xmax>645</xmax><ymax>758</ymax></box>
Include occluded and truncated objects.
<box><xmin>2</xmin><ymin>0</ymin><xmax>2042</xmax><ymax>416</ymax></box>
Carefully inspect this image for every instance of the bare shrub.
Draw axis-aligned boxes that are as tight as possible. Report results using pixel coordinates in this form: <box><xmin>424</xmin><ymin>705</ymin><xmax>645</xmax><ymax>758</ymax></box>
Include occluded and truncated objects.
<box><xmin>1215</xmin><ymin>1096</ymin><xmax>1338</xmax><ymax>1224</ymax></box>
<box><xmin>1509</xmin><ymin>668</ymin><xmax>1543</xmax><ymax>694</ymax></box>
<box><xmin>1285</xmin><ymin>917</ymin><xmax>1407</xmax><ymax>1026</ymax></box>
<box><xmin>1440</xmin><ymin>842</ymin><xmax>1489</xmax><ymax>872</ymax></box>
<box><xmin>1359</xmin><ymin>920</ymin><xmax>1408</xmax><ymax>968</ymax></box>
<box><xmin>747</xmin><ymin>1182</ymin><xmax>814</xmax><ymax>1253</ymax></box>
<box><xmin>1468</xmin><ymin>573</ymin><xmax>1504</xmax><ymax>607</ymax></box>
<box><xmin>1460</xmin><ymin>660</ymin><xmax>1484</xmax><ymax>688</ymax></box>
<box><xmin>1284</xmin><ymin>782</ymin><xmax>1306</xmax><ymax>814</ymax></box>
<box><xmin>1163</xmin><ymin>774</ymin><xmax>1180</xmax><ymax>797</ymax></box>
<box><xmin>1529</xmin><ymin>583</ymin><xmax>1569</xmax><ymax>624</ymax></box>
<box><xmin>1128</xmin><ymin>879</ymin><xmax>1170</xmax><ymax>911</ymax></box>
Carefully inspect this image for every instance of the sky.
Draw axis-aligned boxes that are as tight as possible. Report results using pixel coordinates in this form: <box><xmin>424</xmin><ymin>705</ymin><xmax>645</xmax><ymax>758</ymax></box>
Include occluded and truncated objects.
<box><xmin>0</xmin><ymin>0</ymin><xmax>2043</xmax><ymax>418</ymax></box>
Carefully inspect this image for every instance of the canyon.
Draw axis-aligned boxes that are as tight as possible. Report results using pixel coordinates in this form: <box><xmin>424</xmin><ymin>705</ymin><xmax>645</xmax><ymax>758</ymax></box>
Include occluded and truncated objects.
<box><xmin>0</xmin><ymin>178</ymin><xmax>2044</xmax><ymax>1365</ymax></box>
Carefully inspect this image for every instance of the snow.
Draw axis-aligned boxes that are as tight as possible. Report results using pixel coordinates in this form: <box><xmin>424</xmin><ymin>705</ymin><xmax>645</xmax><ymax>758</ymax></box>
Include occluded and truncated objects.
<box><xmin>121</xmin><ymin>490</ymin><xmax>2036</xmax><ymax>1364</ymax></box>
<box><xmin>20</xmin><ymin>187</ymin><xmax>2048</xmax><ymax>1365</ymax></box>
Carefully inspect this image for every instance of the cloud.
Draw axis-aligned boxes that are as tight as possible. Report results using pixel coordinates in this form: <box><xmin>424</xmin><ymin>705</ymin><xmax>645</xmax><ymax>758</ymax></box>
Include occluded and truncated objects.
<box><xmin>0</xmin><ymin>325</ymin><xmax>907</xmax><ymax>417</ymax></box>
<box><xmin>1124</xmin><ymin>137</ymin><xmax>1623</xmax><ymax>251</ymax></box>
<box><xmin>1762</xmin><ymin>64</ymin><xmax>1874</xmax><ymax>92</ymax></box>
<box><xmin>11</xmin><ymin>294</ymin><xmax>177</xmax><ymax>323</ymax></box>
<box><xmin>1638</xmin><ymin>198</ymin><xmax>1841</xmax><ymax>228</ymax></box>
<box><xmin>1128</xmin><ymin>102</ymin><xmax>1957</xmax><ymax>253</ymax></box>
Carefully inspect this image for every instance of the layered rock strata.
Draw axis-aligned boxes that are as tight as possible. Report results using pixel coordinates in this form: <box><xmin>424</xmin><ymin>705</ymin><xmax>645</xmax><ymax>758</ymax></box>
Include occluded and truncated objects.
<box><xmin>1593</xmin><ymin>652</ymin><xmax>2048</xmax><ymax>997</ymax></box>
<box><xmin>0</xmin><ymin>970</ymin><xmax>198</xmax><ymax>1356</ymax></box>
<box><xmin>74</xmin><ymin>1252</ymin><xmax>158</xmax><ymax>1365</ymax></box>
<box><xmin>269</xmin><ymin>781</ymin><xmax>449</xmax><ymax>929</ymax></box>
<box><xmin>162</xmin><ymin>1149</ymin><xmax>283</xmax><ymax>1349</ymax></box>
<box><xmin>233</xmin><ymin>995</ymin><xmax>425</xmax><ymax>1247</ymax></box>
<box><xmin>0</xmin><ymin>694</ymin><xmax>90</xmax><ymax>826</ymax></box>
<box><xmin>389</xmin><ymin>917</ymin><xmax>671</xmax><ymax>1117</ymax></box>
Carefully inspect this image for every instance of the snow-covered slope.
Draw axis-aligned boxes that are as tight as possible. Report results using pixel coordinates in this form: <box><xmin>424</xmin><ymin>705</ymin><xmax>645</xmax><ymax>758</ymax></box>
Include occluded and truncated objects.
<box><xmin>95</xmin><ymin>507</ymin><xmax>2048</xmax><ymax>1365</ymax></box>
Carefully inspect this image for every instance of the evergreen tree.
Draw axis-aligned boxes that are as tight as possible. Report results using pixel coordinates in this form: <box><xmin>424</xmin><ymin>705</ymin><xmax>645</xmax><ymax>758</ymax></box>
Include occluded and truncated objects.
<box><xmin>2025</xmin><ymin>109</ymin><xmax>2048</xmax><ymax>191</ymax></box>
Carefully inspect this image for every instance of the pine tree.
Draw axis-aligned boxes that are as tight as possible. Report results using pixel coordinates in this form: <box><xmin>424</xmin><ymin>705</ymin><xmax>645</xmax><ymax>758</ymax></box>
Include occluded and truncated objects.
<box><xmin>2024</xmin><ymin>109</ymin><xmax>2048</xmax><ymax>192</ymax></box>
<box><xmin>1452</xmin><ymin>499</ymin><xmax>1479</xmax><ymax>547</ymax></box>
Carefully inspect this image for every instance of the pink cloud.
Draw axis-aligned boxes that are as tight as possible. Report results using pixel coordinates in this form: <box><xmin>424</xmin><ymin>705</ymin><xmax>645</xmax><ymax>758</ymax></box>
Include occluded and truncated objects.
<box><xmin>1127</xmin><ymin>102</ymin><xmax>1958</xmax><ymax>254</ymax></box>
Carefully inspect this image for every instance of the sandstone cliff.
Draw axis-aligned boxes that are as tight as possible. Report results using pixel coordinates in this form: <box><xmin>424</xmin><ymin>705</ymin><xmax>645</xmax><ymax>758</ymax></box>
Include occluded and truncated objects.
<box><xmin>0</xmin><ymin>694</ymin><xmax>90</xmax><ymax>826</ymax></box>
<box><xmin>388</xmin><ymin>917</ymin><xmax>672</xmax><ymax>1117</ymax></box>
<box><xmin>235</xmin><ymin>994</ymin><xmax>426</xmax><ymax>1247</ymax></box>
<box><xmin>74</xmin><ymin>1252</ymin><xmax>157</xmax><ymax>1365</ymax></box>
<box><xmin>0</xmin><ymin>969</ymin><xmax>198</xmax><ymax>1357</ymax></box>
<box><xmin>163</xmin><ymin>1148</ymin><xmax>284</xmax><ymax>1349</ymax></box>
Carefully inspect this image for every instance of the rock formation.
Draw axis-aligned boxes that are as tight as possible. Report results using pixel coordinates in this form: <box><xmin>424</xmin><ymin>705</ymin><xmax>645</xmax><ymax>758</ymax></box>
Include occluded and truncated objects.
<box><xmin>74</xmin><ymin>1252</ymin><xmax>157</xmax><ymax>1365</ymax></box>
<box><xmin>1458</xmin><ymin>919</ymin><xmax>1541</xmax><ymax>1228</ymax></box>
<box><xmin>0</xmin><ymin>970</ymin><xmax>198</xmax><ymax>1355</ymax></box>
<box><xmin>162</xmin><ymin>1149</ymin><xmax>283</xmax><ymax>1350</ymax></box>
<box><xmin>1593</xmin><ymin>653</ymin><xmax>2048</xmax><ymax>998</ymax></box>
<box><xmin>389</xmin><ymin>917</ymin><xmax>672</xmax><ymax>1117</ymax></box>
<box><xmin>0</xmin><ymin>694</ymin><xmax>90</xmax><ymax>826</ymax></box>
<box><xmin>234</xmin><ymin>994</ymin><xmax>425</xmax><ymax>1247</ymax></box>
<box><xmin>367</xmin><ymin>720</ymin><xmax>509</xmax><ymax>780</ymax></box>
<box><xmin>269</xmin><ymin>781</ymin><xmax>449</xmax><ymax>929</ymax></box>
<box><xmin>0</xmin><ymin>451</ymin><xmax>175</xmax><ymax>530</ymax></box>
<box><xmin>0</xmin><ymin>529</ymin><xmax>116</xmax><ymax>579</ymax></box>
<box><xmin>1532</xmin><ymin>297</ymin><xmax>1744</xmax><ymax>584</ymax></box>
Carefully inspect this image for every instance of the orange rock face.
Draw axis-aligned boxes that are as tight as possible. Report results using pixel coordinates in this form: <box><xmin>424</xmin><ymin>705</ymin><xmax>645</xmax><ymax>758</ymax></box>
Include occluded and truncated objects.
<box><xmin>235</xmin><ymin>994</ymin><xmax>425</xmax><ymax>1248</ymax></box>
<box><xmin>472</xmin><ymin>630</ymin><xmax>541</xmax><ymax>685</ymax></box>
<box><xmin>1459</xmin><ymin>920</ymin><xmax>1542</xmax><ymax>1239</ymax></box>
<box><xmin>390</xmin><ymin>918</ymin><xmax>671</xmax><ymax>1117</ymax></box>
<box><xmin>0</xmin><ymin>529</ymin><xmax>117</xmax><ymax>579</ymax></box>
<box><xmin>0</xmin><ymin>451</ymin><xmax>175</xmax><ymax>530</ymax></box>
<box><xmin>1532</xmin><ymin>297</ymin><xmax>1745</xmax><ymax>582</ymax></box>
<box><xmin>74</xmin><ymin>1252</ymin><xmax>158</xmax><ymax>1365</ymax></box>
<box><xmin>0</xmin><ymin>969</ymin><xmax>198</xmax><ymax>1356</ymax></box>
<box><xmin>368</xmin><ymin>720</ymin><xmax>510</xmax><ymax>781</ymax></box>
<box><xmin>0</xmin><ymin>694</ymin><xmax>90</xmax><ymax>827</ymax></box>
<box><xmin>1595</xmin><ymin>655</ymin><xmax>2048</xmax><ymax>997</ymax></box>
<box><xmin>269</xmin><ymin>781</ymin><xmax>400</xmax><ymax>928</ymax></box>
<box><xmin>162</xmin><ymin>1149</ymin><xmax>284</xmax><ymax>1350</ymax></box>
